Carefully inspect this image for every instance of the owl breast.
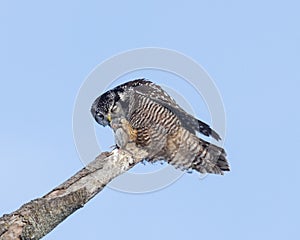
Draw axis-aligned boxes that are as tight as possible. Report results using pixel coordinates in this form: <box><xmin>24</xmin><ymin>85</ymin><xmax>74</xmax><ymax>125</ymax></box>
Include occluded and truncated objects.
<box><xmin>127</xmin><ymin>94</ymin><xmax>181</xmax><ymax>159</ymax></box>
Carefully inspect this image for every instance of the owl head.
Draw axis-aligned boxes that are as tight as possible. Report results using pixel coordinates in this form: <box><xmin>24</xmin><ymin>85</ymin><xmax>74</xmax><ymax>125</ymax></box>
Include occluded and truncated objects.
<box><xmin>91</xmin><ymin>79</ymin><xmax>150</xmax><ymax>127</ymax></box>
<box><xmin>91</xmin><ymin>90</ymin><xmax>121</xmax><ymax>127</ymax></box>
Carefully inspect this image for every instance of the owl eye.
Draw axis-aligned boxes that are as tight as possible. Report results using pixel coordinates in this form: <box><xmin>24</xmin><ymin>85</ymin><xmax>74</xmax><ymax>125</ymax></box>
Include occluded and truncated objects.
<box><xmin>94</xmin><ymin>112</ymin><xmax>106</xmax><ymax>125</ymax></box>
<box><xmin>96</xmin><ymin>112</ymin><xmax>104</xmax><ymax>120</ymax></box>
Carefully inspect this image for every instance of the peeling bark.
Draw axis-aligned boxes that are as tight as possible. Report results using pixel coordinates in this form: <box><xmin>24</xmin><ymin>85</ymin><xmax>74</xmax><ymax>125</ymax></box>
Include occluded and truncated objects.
<box><xmin>0</xmin><ymin>147</ymin><xmax>148</xmax><ymax>240</ymax></box>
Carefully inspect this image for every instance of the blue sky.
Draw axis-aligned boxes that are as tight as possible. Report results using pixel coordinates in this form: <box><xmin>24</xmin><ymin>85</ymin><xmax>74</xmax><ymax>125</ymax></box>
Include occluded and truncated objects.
<box><xmin>1</xmin><ymin>1</ymin><xmax>299</xmax><ymax>239</ymax></box>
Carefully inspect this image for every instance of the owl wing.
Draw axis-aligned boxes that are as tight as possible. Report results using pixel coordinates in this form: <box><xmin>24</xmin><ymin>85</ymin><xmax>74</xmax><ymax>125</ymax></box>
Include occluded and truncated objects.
<box><xmin>132</xmin><ymin>82</ymin><xmax>221</xmax><ymax>141</ymax></box>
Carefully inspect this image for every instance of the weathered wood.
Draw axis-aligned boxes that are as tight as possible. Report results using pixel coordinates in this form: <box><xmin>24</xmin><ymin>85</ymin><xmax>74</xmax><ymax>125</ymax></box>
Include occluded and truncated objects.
<box><xmin>0</xmin><ymin>147</ymin><xmax>147</xmax><ymax>240</ymax></box>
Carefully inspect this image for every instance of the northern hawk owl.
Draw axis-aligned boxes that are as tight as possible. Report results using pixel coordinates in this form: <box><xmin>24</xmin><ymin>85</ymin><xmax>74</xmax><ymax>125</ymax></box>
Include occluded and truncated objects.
<box><xmin>91</xmin><ymin>79</ymin><xmax>229</xmax><ymax>175</ymax></box>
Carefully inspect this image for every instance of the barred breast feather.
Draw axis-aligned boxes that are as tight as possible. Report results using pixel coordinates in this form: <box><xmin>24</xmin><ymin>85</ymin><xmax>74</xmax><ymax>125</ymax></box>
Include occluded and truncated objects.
<box><xmin>127</xmin><ymin>89</ymin><xmax>229</xmax><ymax>174</ymax></box>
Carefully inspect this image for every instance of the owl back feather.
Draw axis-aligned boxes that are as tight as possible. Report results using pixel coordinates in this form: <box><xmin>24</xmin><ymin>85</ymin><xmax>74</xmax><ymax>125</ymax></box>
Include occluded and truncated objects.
<box><xmin>191</xmin><ymin>139</ymin><xmax>229</xmax><ymax>174</ymax></box>
<box><xmin>165</xmin><ymin>127</ymin><xmax>229</xmax><ymax>175</ymax></box>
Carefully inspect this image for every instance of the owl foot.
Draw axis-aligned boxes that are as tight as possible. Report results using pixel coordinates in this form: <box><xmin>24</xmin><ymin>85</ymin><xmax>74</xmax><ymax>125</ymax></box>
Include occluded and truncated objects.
<box><xmin>110</xmin><ymin>144</ymin><xmax>119</xmax><ymax>150</ymax></box>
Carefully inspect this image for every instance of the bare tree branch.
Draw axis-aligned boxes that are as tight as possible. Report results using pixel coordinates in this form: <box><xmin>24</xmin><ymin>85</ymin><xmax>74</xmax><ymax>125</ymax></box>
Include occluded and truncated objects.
<box><xmin>0</xmin><ymin>147</ymin><xmax>148</xmax><ymax>240</ymax></box>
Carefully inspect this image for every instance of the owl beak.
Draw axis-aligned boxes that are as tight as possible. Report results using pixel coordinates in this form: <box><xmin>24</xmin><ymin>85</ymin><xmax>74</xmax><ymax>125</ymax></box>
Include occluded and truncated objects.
<box><xmin>107</xmin><ymin>113</ymin><xmax>112</xmax><ymax>122</ymax></box>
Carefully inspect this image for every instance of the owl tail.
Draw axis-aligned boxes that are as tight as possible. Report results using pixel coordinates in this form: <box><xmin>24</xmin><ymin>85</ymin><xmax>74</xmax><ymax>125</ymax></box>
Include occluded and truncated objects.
<box><xmin>192</xmin><ymin>140</ymin><xmax>230</xmax><ymax>175</ymax></box>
